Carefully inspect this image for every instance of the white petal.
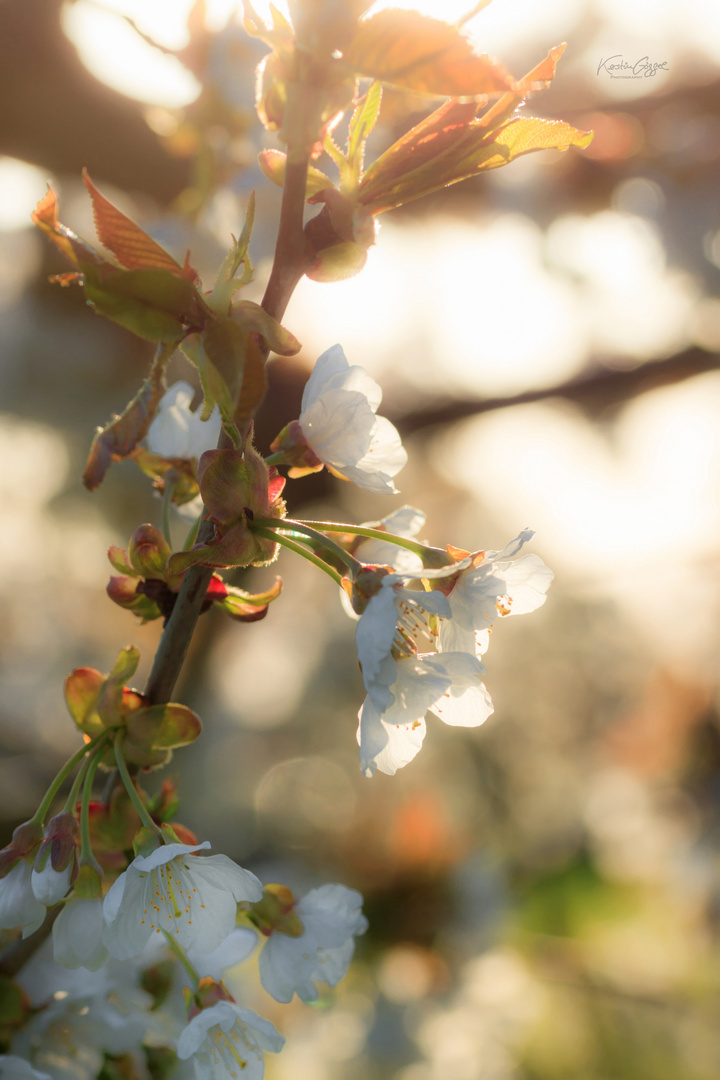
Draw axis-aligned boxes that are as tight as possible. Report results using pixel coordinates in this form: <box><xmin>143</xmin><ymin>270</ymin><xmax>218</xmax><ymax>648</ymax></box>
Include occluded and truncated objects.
<box><xmin>147</xmin><ymin>404</ymin><xmax>193</xmax><ymax>458</ymax></box>
<box><xmin>31</xmin><ymin>862</ymin><xmax>72</xmax><ymax>906</ymax></box>
<box><xmin>0</xmin><ymin>862</ymin><xmax>46</xmax><ymax>935</ymax></box>
<box><xmin>132</xmin><ymin>840</ymin><xmax>211</xmax><ymax>872</ymax></box>
<box><xmin>300</xmin><ymin>389</ymin><xmax>375</xmax><ymax>465</ymax></box>
<box><xmin>358</xmin><ymin>415</ymin><xmax>407</xmax><ymax>477</ymax></box>
<box><xmin>496</xmin><ymin>553</ymin><xmax>554</xmax><ymax>615</ymax></box>
<box><xmin>53</xmin><ymin>898</ymin><xmax>108</xmax><ymax>971</ymax></box>
<box><xmin>424</xmin><ymin>653</ymin><xmax>494</xmax><ymax>728</ymax></box>
<box><xmin>0</xmin><ymin>1056</ymin><xmax>52</xmax><ymax>1080</ymax></box>
<box><xmin>357</xmin><ymin>696</ymin><xmax>426</xmax><ymax>777</ymax></box>
<box><xmin>187</xmin><ymin>927</ymin><xmax>258</xmax><ymax>980</ymax></box>
<box><xmin>259</xmin><ymin>932</ymin><xmax>317</xmax><ymax>1004</ymax></box>
<box><xmin>311</xmin><ymin>937</ymin><xmax>356</xmax><ymax>988</ymax></box>
<box><xmin>297</xmin><ymin>884</ymin><xmax>368</xmax><ymax>947</ymax></box>
<box><xmin>301</xmin><ymin>344</ymin><xmax>351</xmax><ymax>412</ymax></box>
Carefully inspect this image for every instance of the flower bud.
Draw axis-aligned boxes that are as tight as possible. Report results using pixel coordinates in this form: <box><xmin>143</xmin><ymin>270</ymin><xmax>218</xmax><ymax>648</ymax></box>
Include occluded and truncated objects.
<box><xmin>31</xmin><ymin>813</ymin><xmax>79</xmax><ymax>905</ymax></box>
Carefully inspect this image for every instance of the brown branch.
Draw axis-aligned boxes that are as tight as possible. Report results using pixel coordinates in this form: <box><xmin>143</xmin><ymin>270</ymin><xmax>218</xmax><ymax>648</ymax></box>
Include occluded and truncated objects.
<box><xmin>394</xmin><ymin>347</ymin><xmax>719</xmax><ymax>434</ymax></box>
<box><xmin>143</xmin><ymin>121</ymin><xmax>313</xmax><ymax>707</ymax></box>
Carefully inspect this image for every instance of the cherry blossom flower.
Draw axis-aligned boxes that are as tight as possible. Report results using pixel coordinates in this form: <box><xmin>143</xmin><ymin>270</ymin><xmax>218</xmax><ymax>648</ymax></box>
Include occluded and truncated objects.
<box><xmin>147</xmin><ymin>382</ymin><xmax>222</xmax><ymax>460</ymax></box>
<box><xmin>272</xmin><ymin>345</ymin><xmax>407</xmax><ymax>493</ymax></box>
<box><xmin>258</xmin><ymin>884</ymin><xmax>368</xmax><ymax>1003</ymax></box>
<box><xmin>102</xmin><ymin>841</ymin><xmax>262</xmax><ymax>960</ymax></box>
<box><xmin>0</xmin><ymin>862</ymin><xmax>46</xmax><ymax>939</ymax></box>
<box><xmin>53</xmin><ymin>897</ymin><xmax>108</xmax><ymax>972</ymax></box>
<box><xmin>176</xmin><ymin>1002</ymin><xmax>284</xmax><ymax>1080</ymax></box>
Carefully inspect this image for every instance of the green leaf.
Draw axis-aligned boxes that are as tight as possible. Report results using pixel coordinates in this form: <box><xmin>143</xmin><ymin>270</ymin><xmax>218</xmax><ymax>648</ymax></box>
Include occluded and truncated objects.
<box><xmin>360</xmin><ymin>107</ymin><xmax>593</xmax><ymax>214</ymax></box>
<box><xmin>348</xmin><ymin>80</ymin><xmax>383</xmax><ymax>175</ymax></box>
<box><xmin>122</xmin><ymin>703</ymin><xmax>202</xmax><ymax>768</ymax></box>
<box><xmin>345</xmin><ymin>10</ymin><xmax>514</xmax><ymax>96</ymax></box>
<box><xmin>97</xmin><ymin>645</ymin><xmax>141</xmax><ymax>724</ymax></box>
<box><xmin>82</xmin><ymin>344</ymin><xmax>171</xmax><ymax>491</ymax></box>
<box><xmin>83</xmin><ymin>266</ymin><xmax>200</xmax><ymax>343</ymax></box>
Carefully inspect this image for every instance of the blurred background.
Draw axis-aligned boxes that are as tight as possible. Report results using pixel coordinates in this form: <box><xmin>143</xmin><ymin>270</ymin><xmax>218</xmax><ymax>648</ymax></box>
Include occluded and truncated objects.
<box><xmin>2</xmin><ymin>0</ymin><xmax>720</xmax><ymax>1076</ymax></box>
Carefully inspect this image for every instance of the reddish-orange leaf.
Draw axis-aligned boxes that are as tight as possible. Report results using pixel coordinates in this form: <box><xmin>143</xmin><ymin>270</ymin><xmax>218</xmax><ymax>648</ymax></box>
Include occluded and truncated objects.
<box><xmin>345</xmin><ymin>9</ymin><xmax>515</xmax><ymax>96</ymax></box>
<box><xmin>32</xmin><ymin>186</ymin><xmax>102</xmax><ymax>270</ymax></box>
<box><xmin>82</xmin><ymin>169</ymin><xmax>186</xmax><ymax>277</ymax></box>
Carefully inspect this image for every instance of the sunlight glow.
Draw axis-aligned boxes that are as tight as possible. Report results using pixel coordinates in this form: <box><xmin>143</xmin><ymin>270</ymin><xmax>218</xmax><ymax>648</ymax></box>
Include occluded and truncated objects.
<box><xmin>61</xmin><ymin>1</ymin><xmax>201</xmax><ymax>106</ymax></box>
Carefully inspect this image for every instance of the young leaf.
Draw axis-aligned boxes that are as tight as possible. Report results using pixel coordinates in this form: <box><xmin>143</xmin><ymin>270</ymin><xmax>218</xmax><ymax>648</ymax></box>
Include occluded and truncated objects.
<box><xmin>348</xmin><ymin>81</ymin><xmax>383</xmax><ymax>175</ymax></box>
<box><xmin>82</xmin><ymin>344</ymin><xmax>171</xmax><ymax>490</ymax></box>
<box><xmin>209</xmin><ymin>192</ymin><xmax>256</xmax><ymax>315</ymax></box>
<box><xmin>82</xmin><ymin>169</ymin><xmax>192</xmax><ymax>279</ymax></box>
<box><xmin>345</xmin><ymin>10</ymin><xmax>514</xmax><ymax>96</ymax></box>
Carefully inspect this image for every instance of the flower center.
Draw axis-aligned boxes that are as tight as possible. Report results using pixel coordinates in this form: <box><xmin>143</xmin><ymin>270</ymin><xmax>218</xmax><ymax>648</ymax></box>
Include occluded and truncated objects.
<box><xmin>209</xmin><ymin>1023</ymin><xmax>255</xmax><ymax>1076</ymax></box>
<box><xmin>140</xmin><ymin>858</ymin><xmax>205</xmax><ymax>935</ymax></box>
<box><xmin>392</xmin><ymin>594</ymin><xmax>437</xmax><ymax>659</ymax></box>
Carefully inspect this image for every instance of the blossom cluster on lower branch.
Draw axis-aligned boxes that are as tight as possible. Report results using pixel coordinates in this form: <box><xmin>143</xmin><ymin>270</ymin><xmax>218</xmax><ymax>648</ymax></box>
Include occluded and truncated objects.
<box><xmin>0</xmin><ymin>831</ymin><xmax>367</xmax><ymax>1080</ymax></box>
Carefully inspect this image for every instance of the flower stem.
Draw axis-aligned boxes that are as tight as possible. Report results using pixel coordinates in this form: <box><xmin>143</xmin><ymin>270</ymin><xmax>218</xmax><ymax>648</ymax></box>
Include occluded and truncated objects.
<box><xmin>161</xmin><ymin>482</ymin><xmax>174</xmax><ymax>546</ymax></box>
<box><xmin>264</xmin><ymin>451</ymin><xmax>284</xmax><ymax>467</ymax></box>
<box><xmin>253</xmin><ymin>517</ymin><xmax>364</xmax><ymax>574</ymax></box>
<box><xmin>300</xmin><ymin>520</ymin><xmax>434</xmax><ymax>560</ymax></box>
<box><xmin>163</xmin><ymin>931</ymin><xmax>201</xmax><ymax>989</ymax></box>
<box><xmin>113</xmin><ymin>736</ymin><xmax>162</xmax><ymax>838</ymax></box>
<box><xmin>32</xmin><ymin>733</ymin><xmax>110</xmax><ymax>827</ymax></box>
<box><xmin>182</xmin><ymin>509</ymin><xmax>203</xmax><ymax>551</ymax></box>
<box><xmin>253</xmin><ymin>526</ymin><xmax>343</xmax><ymax>586</ymax></box>
<box><xmin>80</xmin><ymin>746</ymin><xmax>106</xmax><ymax>867</ymax></box>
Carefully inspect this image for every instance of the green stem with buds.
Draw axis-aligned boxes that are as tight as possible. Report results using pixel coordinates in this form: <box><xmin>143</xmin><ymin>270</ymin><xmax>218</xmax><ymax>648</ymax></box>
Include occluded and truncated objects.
<box><xmin>113</xmin><ymin>736</ymin><xmax>162</xmax><ymax>839</ymax></box>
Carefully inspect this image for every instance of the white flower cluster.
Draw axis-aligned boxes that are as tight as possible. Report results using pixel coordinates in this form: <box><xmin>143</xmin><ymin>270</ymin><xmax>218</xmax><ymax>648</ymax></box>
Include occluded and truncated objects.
<box><xmin>0</xmin><ymin>840</ymin><xmax>366</xmax><ymax>1080</ymax></box>
<box><xmin>353</xmin><ymin>525</ymin><xmax>553</xmax><ymax>777</ymax></box>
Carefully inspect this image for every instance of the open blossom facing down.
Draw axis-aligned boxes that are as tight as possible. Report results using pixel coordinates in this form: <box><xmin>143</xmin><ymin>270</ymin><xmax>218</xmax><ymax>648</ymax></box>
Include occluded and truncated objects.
<box><xmin>177</xmin><ymin>1002</ymin><xmax>284</xmax><ymax>1080</ymax></box>
<box><xmin>353</xmin><ymin>533</ymin><xmax>552</xmax><ymax>777</ymax></box>
<box><xmin>272</xmin><ymin>345</ymin><xmax>407</xmax><ymax>493</ymax></box>
<box><xmin>259</xmin><ymin>884</ymin><xmax>368</xmax><ymax>1003</ymax></box>
<box><xmin>147</xmin><ymin>382</ymin><xmax>222</xmax><ymax>460</ymax></box>
<box><xmin>102</xmin><ymin>842</ymin><xmax>263</xmax><ymax>960</ymax></box>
